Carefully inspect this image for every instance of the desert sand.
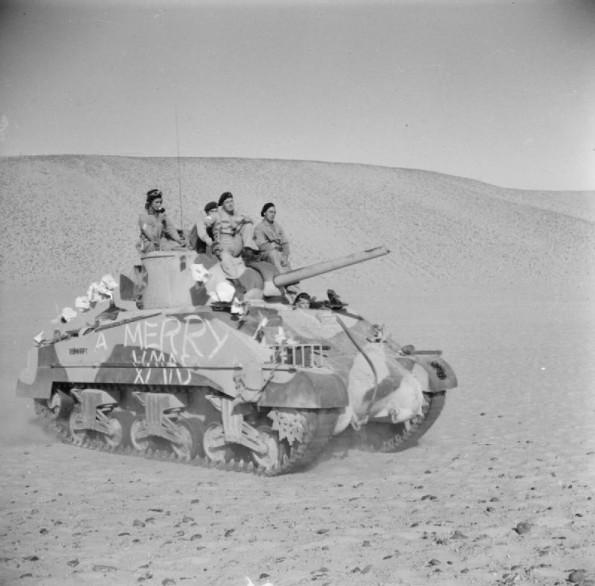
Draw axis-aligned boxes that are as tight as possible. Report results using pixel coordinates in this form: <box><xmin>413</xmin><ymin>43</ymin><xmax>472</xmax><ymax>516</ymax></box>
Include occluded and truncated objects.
<box><xmin>0</xmin><ymin>156</ymin><xmax>594</xmax><ymax>586</ymax></box>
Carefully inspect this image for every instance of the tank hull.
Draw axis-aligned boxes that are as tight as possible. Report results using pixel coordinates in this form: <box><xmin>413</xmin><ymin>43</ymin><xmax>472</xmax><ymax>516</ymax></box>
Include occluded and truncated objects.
<box><xmin>17</xmin><ymin>247</ymin><xmax>457</xmax><ymax>475</ymax></box>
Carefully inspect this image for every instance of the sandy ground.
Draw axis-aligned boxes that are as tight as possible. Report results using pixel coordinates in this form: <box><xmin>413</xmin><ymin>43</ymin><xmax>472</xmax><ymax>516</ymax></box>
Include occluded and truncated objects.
<box><xmin>1</xmin><ymin>157</ymin><xmax>594</xmax><ymax>586</ymax></box>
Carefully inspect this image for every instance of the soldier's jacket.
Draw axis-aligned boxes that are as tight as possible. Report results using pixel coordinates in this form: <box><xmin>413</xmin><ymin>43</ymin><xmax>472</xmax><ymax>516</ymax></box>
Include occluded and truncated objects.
<box><xmin>196</xmin><ymin>211</ymin><xmax>218</xmax><ymax>245</ymax></box>
<box><xmin>213</xmin><ymin>207</ymin><xmax>253</xmax><ymax>241</ymax></box>
<box><xmin>254</xmin><ymin>219</ymin><xmax>290</xmax><ymax>256</ymax></box>
<box><xmin>137</xmin><ymin>209</ymin><xmax>180</xmax><ymax>253</ymax></box>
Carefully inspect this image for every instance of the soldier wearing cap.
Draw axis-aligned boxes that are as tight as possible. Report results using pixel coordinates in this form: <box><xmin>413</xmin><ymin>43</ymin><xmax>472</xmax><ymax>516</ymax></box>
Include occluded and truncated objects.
<box><xmin>136</xmin><ymin>189</ymin><xmax>185</xmax><ymax>254</ymax></box>
<box><xmin>254</xmin><ymin>202</ymin><xmax>291</xmax><ymax>272</ymax></box>
<box><xmin>196</xmin><ymin>201</ymin><xmax>217</xmax><ymax>246</ymax></box>
<box><xmin>212</xmin><ymin>192</ymin><xmax>259</xmax><ymax>259</ymax></box>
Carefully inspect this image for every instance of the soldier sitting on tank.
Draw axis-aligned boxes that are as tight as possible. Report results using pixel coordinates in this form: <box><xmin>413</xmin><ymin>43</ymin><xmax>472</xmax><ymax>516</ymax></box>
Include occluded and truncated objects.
<box><xmin>213</xmin><ymin>192</ymin><xmax>259</xmax><ymax>261</ymax></box>
<box><xmin>189</xmin><ymin>201</ymin><xmax>218</xmax><ymax>253</ymax></box>
<box><xmin>253</xmin><ymin>202</ymin><xmax>293</xmax><ymax>273</ymax></box>
<box><xmin>136</xmin><ymin>189</ymin><xmax>186</xmax><ymax>254</ymax></box>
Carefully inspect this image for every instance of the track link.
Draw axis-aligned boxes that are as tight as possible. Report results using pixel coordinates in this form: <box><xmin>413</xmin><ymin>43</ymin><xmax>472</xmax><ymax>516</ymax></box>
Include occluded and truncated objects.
<box><xmin>273</xmin><ymin>409</ymin><xmax>338</xmax><ymax>475</ymax></box>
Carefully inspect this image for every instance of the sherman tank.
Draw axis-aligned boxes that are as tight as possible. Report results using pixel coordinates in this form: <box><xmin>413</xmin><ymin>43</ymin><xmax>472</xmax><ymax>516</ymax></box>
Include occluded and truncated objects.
<box><xmin>17</xmin><ymin>246</ymin><xmax>457</xmax><ymax>475</ymax></box>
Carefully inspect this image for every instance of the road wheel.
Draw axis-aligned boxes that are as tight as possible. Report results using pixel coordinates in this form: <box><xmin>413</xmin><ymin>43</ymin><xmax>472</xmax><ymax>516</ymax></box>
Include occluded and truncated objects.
<box><xmin>104</xmin><ymin>410</ymin><xmax>133</xmax><ymax>449</ymax></box>
<box><xmin>251</xmin><ymin>426</ymin><xmax>286</xmax><ymax>471</ymax></box>
<box><xmin>68</xmin><ymin>406</ymin><xmax>87</xmax><ymax>446</ymax></box>
<box><xmin>171</xmin><ymin>418</ymin><xmax>204</xmax><ymax>459</ymax></box>
<box><xmin>130</xmin><ymin>417</ymin><xmax>153</xmax><ymax>453</ymax></box>
<box><xmin>48</xmin><ymin>390</ymin><xmax>74</xmax><ymax>420</ymax></box>
<box><xmin>203</xmin><ymin>422</ymin><xmax>232</xmax><ymax>464</ymax></box>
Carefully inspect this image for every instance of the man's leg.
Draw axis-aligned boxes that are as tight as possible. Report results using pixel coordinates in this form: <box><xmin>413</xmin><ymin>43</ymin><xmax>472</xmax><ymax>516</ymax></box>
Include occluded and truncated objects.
<box><xmin>239</xmin><ymin>223</ymin><xmax>259</xmax><ymax>251</ymax></box>
<box><xmin>260</xmin><ymin>249</ymin><xmax>284</xmax><ymax>272</ymax></box>
<box><xmin>218</xmin><ymin>234</ymin><xmax>241</xmax><ymax>256</ymax></box>
<box><xmin>219</xmin><ymin>250</ymin><xmax>247</xmax><ymax>279</ymax></box>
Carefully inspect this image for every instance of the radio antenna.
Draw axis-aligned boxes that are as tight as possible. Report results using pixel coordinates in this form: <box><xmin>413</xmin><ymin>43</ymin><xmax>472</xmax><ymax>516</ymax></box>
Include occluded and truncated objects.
<box><xmin>175</xmin><ymin>106</ymin><xmax>184</xmax><ymax>230</ymax></box>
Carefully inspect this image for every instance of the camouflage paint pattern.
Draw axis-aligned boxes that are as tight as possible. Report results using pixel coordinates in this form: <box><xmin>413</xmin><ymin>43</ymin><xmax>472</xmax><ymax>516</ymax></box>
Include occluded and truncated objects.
<box><xmin>17</xmin><ymin>299</ymin><xmax>456</xmax><ymax>427</ymax></box>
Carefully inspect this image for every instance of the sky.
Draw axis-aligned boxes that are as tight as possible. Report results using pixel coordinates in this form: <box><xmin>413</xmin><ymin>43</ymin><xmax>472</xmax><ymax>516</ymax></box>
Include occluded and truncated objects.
<box><xmin>0</xmin><ymin>0</ymin><xmax>594</xmax><ymax>191</ymax></box>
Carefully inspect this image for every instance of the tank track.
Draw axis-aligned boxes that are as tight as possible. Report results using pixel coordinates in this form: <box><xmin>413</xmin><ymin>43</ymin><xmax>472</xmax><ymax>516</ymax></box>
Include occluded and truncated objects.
<box><xmin>32</xmin><ymin>392</ymin><xmax>444</xmax><ymax>474</ymax></box>
<box><xmin>32</xmin><ymin>397</ymin><xmax>339</xmax><ymax>477</ymax></box>
<box><xmin>354</xmin><ymin>391</ymin><xmax>446</xmax><ymax>453</ymax></box>
<box><xmin>273</xmin><ymin>409</ymin><xmax>338</xmax><ymax>474</ymax></box>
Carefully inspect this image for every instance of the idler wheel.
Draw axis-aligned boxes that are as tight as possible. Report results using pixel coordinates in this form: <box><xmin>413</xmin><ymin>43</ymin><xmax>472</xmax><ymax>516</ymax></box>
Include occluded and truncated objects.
<box><xmin>130</xmin><ymin>416</ymin><xmax>153</xmax><ymax>453</ymax></box>
<box><xmin>251</xmin><ymin>426</ymin><xmax>286</xmax><ymax>471</ymax></box>
<box><xmin>203</xmin><ymin>422</ymin><xmax>233</xmax><ymax>464</ymax></box>
<box><xmin>104</xmin><ymin>410</ymin><xmax>133</xmax><ymax>449</ymax></box>
<box><xmin>48</xmin><ymin>390</ymin><xmax>74</xmax><ymax>420</ymax></box>
<box><xmin>68</xmin><ymin>406</ymin><xmax>88</xmax><ymax>446</ymax></box>
<box><xmin>171</xmin><ymin>419</ymin><xmax>204</xmax><ymax>460</ymax></box>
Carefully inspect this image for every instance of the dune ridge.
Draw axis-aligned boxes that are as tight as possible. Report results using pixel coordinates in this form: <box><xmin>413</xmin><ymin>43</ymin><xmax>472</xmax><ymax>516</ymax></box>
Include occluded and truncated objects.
<box><xmin>1</xmin><ymin>155</ymin><xmax>593</xmax><ymax>301</ymax></box>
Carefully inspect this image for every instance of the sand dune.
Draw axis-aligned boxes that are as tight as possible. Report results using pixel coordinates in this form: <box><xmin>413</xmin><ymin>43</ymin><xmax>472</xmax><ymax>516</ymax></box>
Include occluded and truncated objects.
<box><xmin>0</xmin><ymin>156</ymin><xmax>594</xmax><ymax>586</ymax></box>
<box><xmin>1</xmin><ymin>156</ymin><xmax>593</xmax><ymax>297</ymax></box>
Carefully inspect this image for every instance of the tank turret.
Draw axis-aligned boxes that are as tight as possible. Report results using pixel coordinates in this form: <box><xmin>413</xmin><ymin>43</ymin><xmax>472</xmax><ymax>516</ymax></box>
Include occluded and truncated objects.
<box><xmin>132</xmin><ymin>245</ymin><xmax>390</xmax><ymax>310</ymax></box>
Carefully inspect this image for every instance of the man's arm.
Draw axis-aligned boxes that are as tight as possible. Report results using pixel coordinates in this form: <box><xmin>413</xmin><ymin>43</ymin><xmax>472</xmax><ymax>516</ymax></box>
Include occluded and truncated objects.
<box><xmin>212</xmin><ymin>214</ymin><xmax>226</xmax><ymax>243</ymax></box>
<box><xmin>196</xmin><ymin>217</ymin><xmax>213</xmax><ymax>245</ymax></box>
<box><xmin>162</xmin><ymin>214</ymin><xmax>184</xmax><ymax>244</ymax></box>
<box><xmin>237</xmin><ymin>213</ymin><xmax>254</xmax><ymax>225</ymax></box>
<box><xmin>139</xmin><ymin>213</ymin><xmax>158</xmax><ymax>243</ymax></box>
<box><xmin>278</xmin><ymin>223</ymin><xmax>290</xmax><ymax>258</ymax></box>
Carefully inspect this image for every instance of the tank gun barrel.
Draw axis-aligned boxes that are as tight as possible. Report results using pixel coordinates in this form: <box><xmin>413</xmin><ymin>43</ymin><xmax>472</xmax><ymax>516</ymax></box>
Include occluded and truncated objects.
<box><xmin>274</xmin><ymin>246</ymin><xmax>390</xmax><ymax>288</ymax></box>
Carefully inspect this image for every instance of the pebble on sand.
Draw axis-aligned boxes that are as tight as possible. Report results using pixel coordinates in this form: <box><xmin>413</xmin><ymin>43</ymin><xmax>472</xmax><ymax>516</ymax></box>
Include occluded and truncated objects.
<box><xmin>513</xmin><ymin>522</ymin><xmax>532</xmax><ymax>535</ymax></box>
<box><xmin>568</xmin><ymin>569</ymin><xmax>587</xmax><ymax>583</ymax></box>
<box><xmin>351</xmin><ymin>564</ymin><xmax>372</xmax><ymax>574</ymax></box>
<box><xmin>92</xmin><ymin>564</ymin><xmax>118</xmax><ymax>572</ymax></box>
